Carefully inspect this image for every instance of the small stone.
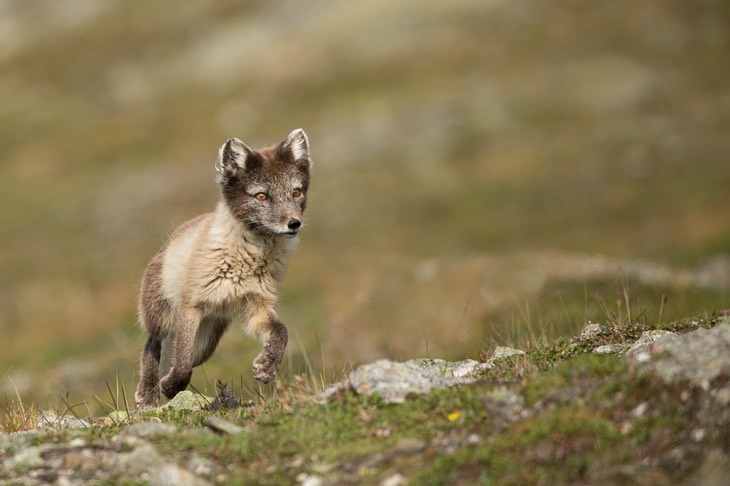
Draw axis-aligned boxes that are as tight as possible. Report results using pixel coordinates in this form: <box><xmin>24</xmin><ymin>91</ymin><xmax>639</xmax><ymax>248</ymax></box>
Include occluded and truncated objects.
<box><xmin>381</xmin><ymin>473</ymin><xmax>407</xmax><ymax>486</ymax></box>
<box><xmin>631</xmin><ymin>402</ymin><xmax>648</xmax><ymax>418</ymax></box>
<box><xmin>164</xmin><ymin>391</ymin><xmax>215</xmax><ymax>412</ymax></box>
<box><xmin>580</xmin><ymin>322</ymin><xmax>608</xmax><ymax>341</ymax></box>
<box><xmin>150</xmin><ymin>463</ymin><xmax>212</xmax><ymax>486</ymax></box>
<box><xmin>593</xmin><ymin>344</ymin><xmax>623</xmax><ymax>355</ymax></box>
<box><xmin>405</xmin><ymin>358</ymin><xmax>492</xmax><ymax>378</ymax></box>
<box><xmin>393</xmin><ymin>438</ymin><xmax>427</xmax><ymax>455</ymax></box>
<box><xmin>185</xmin><ymin>451</ymin><xmax>220</xmax><ymax>476</ymax></box>
<box><xmin>56</xmin><ymin>477</ymin><xmax>73</xmax><ymax>486</ymax></box>
<box><xmin>625</xmin><ymin>330</ymin><xmax>678</xmax><ymax>363</ymax></box>
<box><xmin>490</xmin><ymin>346</ymin><xmax>526</xmax><ymax>361</ymax></box>
<box><xmin>297</xmin><ymin>473</ymin><xmax>323</xmax><ymax>486</ymax></box>
<box><xmin>120</xmin><ymin>421</ymin><xmax>177</xmax><ymax>438</ymax></box>
<box><xmin>117</xmin><ymin>441</ymin><xmax>163</xmax><ymax>476</ymax></box>
<box><xmin>68</xmin><ymin>437</ymin><xmax>86</xmax><ymax>447</ymax></box>
<box><xmin>204</xmin><ymin>416</ymin><xmax>244</xmax><ymax>435</ymax></box>
<box><xmin>465</xmin><ymin>433</ymin><xmax>482</xmax><ymax>446</ymax></box>
<box><xmin>691</xmin><ymin>428</ymin><xmax>706</xmax><ymax>442</ymax></box>
<box><xmin>634</xmin><ymin>330</ymin><xmax>677</xmax><ymax>346</ymax></box>
<box><xmin>632</xmin><ymin>351</ymin><xmax>652</xmax><ymax>363</ymax></box>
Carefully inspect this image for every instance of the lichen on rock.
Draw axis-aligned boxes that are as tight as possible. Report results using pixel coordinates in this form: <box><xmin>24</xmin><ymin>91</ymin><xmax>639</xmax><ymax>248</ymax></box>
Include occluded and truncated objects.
<box><xmin>318</xmin><ymin>358</ymin><xmax>493</xmax><ymax>404</ymax></box>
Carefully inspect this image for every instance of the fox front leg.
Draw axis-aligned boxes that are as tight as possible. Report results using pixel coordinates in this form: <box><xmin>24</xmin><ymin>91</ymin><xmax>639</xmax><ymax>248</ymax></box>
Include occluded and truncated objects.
<box><xmin>249</xmin><ymin>312</ymin><xmax>289</xmax><ymax>383</ymax></box>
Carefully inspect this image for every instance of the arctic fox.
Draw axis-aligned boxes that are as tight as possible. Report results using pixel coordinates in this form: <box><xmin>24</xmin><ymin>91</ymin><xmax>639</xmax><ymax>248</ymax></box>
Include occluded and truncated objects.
<box><xmin>134</xmin><ymin>129</ymin><xmax>312</xmax><ymax>408</ymax></box>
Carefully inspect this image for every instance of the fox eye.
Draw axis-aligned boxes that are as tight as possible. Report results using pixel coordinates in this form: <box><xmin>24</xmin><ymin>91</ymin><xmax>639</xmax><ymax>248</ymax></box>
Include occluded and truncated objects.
<box><xmin>255</xmin><ymin>193</ymin><xmax>268</xmax><ymax>201</ymax></box>
<box><xmin>292</xmin><ymin>188</ymin><xmax>302</xmax><ymax>198</ymax></box>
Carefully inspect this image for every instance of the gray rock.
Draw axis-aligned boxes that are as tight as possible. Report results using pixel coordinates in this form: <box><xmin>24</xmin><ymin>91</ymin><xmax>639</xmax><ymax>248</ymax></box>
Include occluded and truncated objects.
<box><xmin>626</xmin><ymin>329</ymin><xmax>678</xmax><ymax>363</ymax></box>
<box><xmin>634</xmin><ymin>329</ymin><xmax>677</xmax><ymax>346</ymax></box>
<box><xmin>490</xmin><ymin>346</ymin><xmax>526</xmax><ymax>362</ymax></box>
<box><xmin>116</xmin><ymin>440</ymin><xmax>164</xmax><ymax>476</ymax></box>
<box><xmin>381</xmin><ymin>473</ymin><xmax>407</xmax><ymax>486</ymax></box>
<box><xmin>185</xmin><ymin>450</ymin><xmax>221</xmax><ymax>476</ymax></box>
<box><xmin>316</xmin><ymin>358</ymin><xmax>493</xmax><ymax>404</ymax></box>
<box><xmin>297</xmin><ymin>473</ymin><xmax>323</xmax><ymax>486</ymax></box>
<box><xmin>405</xmin><ymin>358</ymin><xmax>492</xmax><ymax>378</ymax></box>
<box><xmin>119</xmin><ymin>421</ymin><xmax>177</xmax><ymax>438</ymax></box>
<box><xmin>0</xmin><ymin>430</ymin><xmax>41</xmax><ymax>454</ymax></box>
<box><xmin>593</xmin><ymin>344</ymin><xmax>624</xmax><ymax>355</ymax></box>
<box><xmin>640</xmin><ymin>323</ymin><xmax>730</xmax><ymax>388</ymax></box>
<box><xmin>150</xmin><ymin>463</ymin><xmax>212</xmax><ymax>486</ymax></box>
<box><xmin>348</xmin><ymin>359</ymin><xmax>479</xmax><ymax>404</ymax></box>
<box><xmin>163</xmin><ymin>391</ymin><xmax>215</xmax><ymax>412</ymax></box>
<box><xmin>392</xmin><ymin>438</ymin><xmax>427</xmax><ymax>455</ymax></box>
<box><xmin>6</xmin><ymin>444</ymin><xmax>51</xmax><ymax>469</ymax></box>
<box><xmin>204</xmin><ymin>416</ymin><xmax>244</xmax><ymax>435</ymax></box>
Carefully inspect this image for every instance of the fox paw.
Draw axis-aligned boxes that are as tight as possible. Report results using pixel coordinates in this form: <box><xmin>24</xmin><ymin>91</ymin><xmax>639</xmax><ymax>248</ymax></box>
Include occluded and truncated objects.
<box><xmin>135</xmin><ymin>386</ymin><xmax>160</xmax><ymax>409</ymax></box>
<box><xmin>253</xmin><ymin>348</ymin><xmax>282</xmax><ymax>383</ymax></box>
<box><xmin>160</xmin><ymin>369</ymin><xmax>192</xmax><ymax>399</ymax></box>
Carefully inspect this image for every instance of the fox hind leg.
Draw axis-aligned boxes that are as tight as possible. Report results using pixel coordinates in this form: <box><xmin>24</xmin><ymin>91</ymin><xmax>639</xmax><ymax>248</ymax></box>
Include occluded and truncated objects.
<box><xmin>160</xmin><ymin>304</ymin><xmax>201</xmax><ymax>399</ymax></box>
<box><xmin>135</xmin><ymin>255</ymin><xmax>175</xmax><ymax>408</ymax></box>
<box><xmin>135</xmin><ymin>335</ymin><xmax>162</xmax><ymax>408</ymax></box>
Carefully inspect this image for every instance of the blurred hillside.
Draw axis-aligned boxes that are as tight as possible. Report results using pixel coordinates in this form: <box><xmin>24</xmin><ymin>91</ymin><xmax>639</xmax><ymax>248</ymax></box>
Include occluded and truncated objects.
<box><xmin>1</xmin><ymin>0</ymin><xmax>729</xmax><ymax>406</ymax></box>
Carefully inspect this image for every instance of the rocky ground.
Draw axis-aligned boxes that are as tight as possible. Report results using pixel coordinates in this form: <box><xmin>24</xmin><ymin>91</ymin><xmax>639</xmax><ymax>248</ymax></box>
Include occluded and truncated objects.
<box><xmin>2</xmin><ymin>316</ymin><xmax>729</xmax><ymax>485</ymax></box>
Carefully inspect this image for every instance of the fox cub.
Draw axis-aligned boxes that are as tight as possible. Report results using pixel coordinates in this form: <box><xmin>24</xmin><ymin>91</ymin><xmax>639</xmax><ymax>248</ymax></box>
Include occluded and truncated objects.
<box><xmin>135</xmin><ymin>129</ymin><xmax>312</xmax><ymax>408</ymax></box>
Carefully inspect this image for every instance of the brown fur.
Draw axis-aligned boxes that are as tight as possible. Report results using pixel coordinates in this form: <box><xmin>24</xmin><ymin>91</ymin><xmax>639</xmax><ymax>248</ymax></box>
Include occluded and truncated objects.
<box><xmin>135</xmin><ymin>129</ymin><xmax>311</xmax><ymax>408</ymax></box>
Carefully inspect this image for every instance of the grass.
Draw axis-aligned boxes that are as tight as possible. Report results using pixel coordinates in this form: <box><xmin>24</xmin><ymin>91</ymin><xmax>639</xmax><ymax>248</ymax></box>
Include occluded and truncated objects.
<box><xmin>2</xmin><ymin>303</ymin><xmax>726</xmax><ymax>483</ymax></box>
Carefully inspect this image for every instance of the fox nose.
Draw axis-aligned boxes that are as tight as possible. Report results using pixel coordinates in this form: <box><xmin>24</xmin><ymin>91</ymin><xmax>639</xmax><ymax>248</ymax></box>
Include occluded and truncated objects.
<box><xmin>287</xmin><ymin>219</ymin><xmax>301</xmax><ymax>231</ymax></box>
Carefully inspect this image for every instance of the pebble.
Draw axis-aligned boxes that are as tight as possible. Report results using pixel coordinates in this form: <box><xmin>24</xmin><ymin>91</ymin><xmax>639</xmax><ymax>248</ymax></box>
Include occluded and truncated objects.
<box><xmin>204</xmin><ymin>416</ymin><xmax>244</xmax><ymax>435</ymax></box>
<box><xmin>491</xmin><ymin>346</ymin><xmax>526</xmax><ymax>361</ymax></box>
<box><xmin>381</xmin><ymin>473</ymin><xmax>407</xmax><ymax>486</ymax></box>
<box><xmin>120</xmin><ymin>421</ymin><xmax>177</xmax><ymax>438</ymax></box>
<box><xmin>580</xmin><ymin>322</ymin><xmax>608</xmax><ymax>341</ymax></box>
<box><xmin>150</xmin><ymin>463</ymin><xmax>212</xmax><ymax>486</ymax></box>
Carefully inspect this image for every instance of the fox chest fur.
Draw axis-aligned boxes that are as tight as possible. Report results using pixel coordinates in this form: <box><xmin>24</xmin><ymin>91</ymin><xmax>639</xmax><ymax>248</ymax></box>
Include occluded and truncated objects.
<box><xmin>160</xmin><ymin>202</ymin><xmax>297</xmax><ymax>320</ymax></box>
<box><xmin>134</xmin><ymin>128</ymin><xmax>311</xmax><ymax>408</ymax></box>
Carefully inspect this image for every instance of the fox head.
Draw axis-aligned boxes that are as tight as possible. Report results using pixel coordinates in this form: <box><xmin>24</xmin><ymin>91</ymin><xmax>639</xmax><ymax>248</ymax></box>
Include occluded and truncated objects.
<box><xmin>215</xmin><ymin>129</ymin><xmax>312</xmax><ymax>238</ymax></box>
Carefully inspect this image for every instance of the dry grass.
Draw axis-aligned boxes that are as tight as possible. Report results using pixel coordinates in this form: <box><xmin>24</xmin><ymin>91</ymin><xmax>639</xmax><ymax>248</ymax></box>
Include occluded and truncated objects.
<box><xmin>0</xmin><ymin>369</ymin><xmax>38</xmax><ymax>433</ymax></box>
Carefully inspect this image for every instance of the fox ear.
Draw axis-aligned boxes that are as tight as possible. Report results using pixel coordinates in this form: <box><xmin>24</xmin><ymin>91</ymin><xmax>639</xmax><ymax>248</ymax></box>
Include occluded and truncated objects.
<box><xmin>281</xmin><ymin>128</ymin><xmax>312</xmax><ymax>169</ymax></box>
<box><xmin>216</xmin><ymin>138</ymin><xmax>253</xmax><ymax>179</ymax></box>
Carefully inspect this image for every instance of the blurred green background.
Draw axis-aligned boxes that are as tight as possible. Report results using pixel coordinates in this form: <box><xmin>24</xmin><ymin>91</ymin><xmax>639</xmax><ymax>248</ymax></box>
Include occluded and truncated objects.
<box><xmin>1</xmin><ymin>0</ymin><xmax>729</xmax><ymax>409</ymax></box>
